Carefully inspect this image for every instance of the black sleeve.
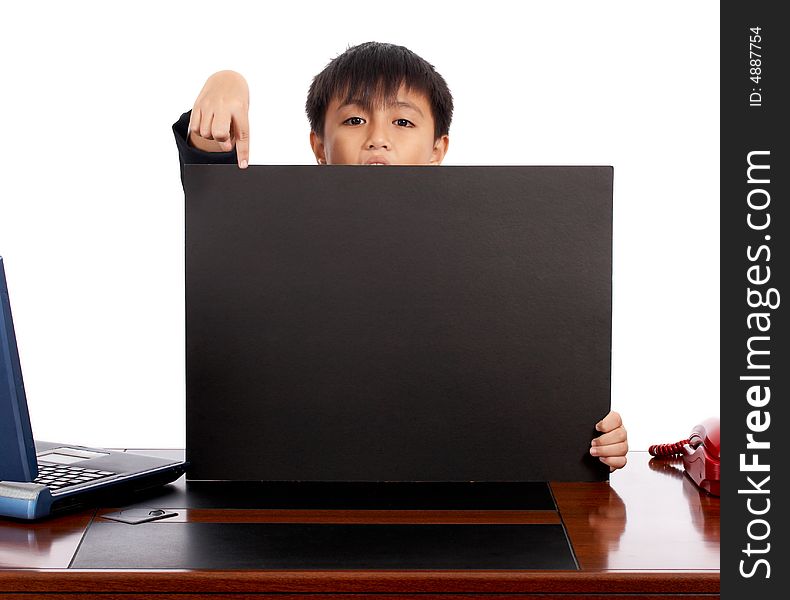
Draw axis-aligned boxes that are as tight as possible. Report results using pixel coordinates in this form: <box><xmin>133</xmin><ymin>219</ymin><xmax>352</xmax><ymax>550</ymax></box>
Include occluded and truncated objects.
<box><xmin>172</xmin><ymin>109</ymin><xmax>238</xmax><ymax>192</ymax></box>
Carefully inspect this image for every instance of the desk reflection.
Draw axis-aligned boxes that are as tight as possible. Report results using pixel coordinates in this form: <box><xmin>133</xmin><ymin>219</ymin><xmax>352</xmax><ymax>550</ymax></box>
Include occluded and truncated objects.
<box><xmin>552</xmin><ymin>451</ymin><xmax>719</xmax><ymax>571</ymax></box>
<box><xmin>586</xmin><ymin>485</ymin><xmax>627</xmax><ymax>554</ymax></box>
<box><xmin>648</xmin><ymin>457</ymin><xmax>720</xmax><ymax>543</ymax></box>
<box><xmin>0</xmin><ymin>512</ymin><xmax>92</xmax><ymax>568</ymax></box>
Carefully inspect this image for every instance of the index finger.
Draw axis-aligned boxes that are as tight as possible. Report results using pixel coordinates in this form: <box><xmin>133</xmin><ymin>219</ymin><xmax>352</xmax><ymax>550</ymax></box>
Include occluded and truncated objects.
<box><xmin>232</xmin><ymin>111</ymin><xmax>250</xmax><ymax>169</ymax></box>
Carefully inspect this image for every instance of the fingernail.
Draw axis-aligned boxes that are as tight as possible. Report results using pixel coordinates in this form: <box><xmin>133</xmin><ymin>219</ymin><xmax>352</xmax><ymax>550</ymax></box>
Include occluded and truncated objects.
<box><xmin>240</xmin><ymin>160</ymin><xmax>248</xmax><ymax>169</ymax></box>
<box><xmin>595</xmin><ymin>422</ymin><xmax>602</xmax><ymax>431</ymax></box>
<box><xmin>590</xmin><ymin>447</ymin><xmax>598</xmax><ymax>456</ymax></box>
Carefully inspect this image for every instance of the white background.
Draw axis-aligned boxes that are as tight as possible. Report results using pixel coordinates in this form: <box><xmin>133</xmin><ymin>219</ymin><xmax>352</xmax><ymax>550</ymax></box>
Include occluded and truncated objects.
<box><xmin>0</xmin><ymin>1</ymin><xmax>719</xmax><ymax>451</ymax></box>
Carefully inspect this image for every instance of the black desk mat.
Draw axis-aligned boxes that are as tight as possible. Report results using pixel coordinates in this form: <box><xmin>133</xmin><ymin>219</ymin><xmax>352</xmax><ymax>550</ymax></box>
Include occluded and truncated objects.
<box><xmin>118</xmin><ymin>480</ymin><xmax>557</xmax><ymax>510</ymax></box>
<box><xmin>71</xmin><ymin>522</ymin><xmax>577</xmax><ymax>570</ymax></box>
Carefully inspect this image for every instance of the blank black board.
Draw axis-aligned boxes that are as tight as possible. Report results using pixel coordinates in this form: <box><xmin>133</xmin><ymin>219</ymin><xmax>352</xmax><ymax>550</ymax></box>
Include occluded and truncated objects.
<box><xmin>184</xmin><ymin>165</ymin><xmax>612</xmax><ymax>482</ymax></box>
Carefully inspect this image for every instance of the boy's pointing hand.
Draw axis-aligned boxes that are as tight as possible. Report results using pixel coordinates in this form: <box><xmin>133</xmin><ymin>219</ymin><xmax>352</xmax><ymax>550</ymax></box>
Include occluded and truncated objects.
<box><xmin>188</xmin><ymin>70</ymin><xmax>250</xmax><ymax>169</ymax></box>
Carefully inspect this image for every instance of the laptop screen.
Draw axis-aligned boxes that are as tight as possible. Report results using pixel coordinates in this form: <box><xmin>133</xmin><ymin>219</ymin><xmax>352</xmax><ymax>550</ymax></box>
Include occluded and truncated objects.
<box><xmin>184</xmin><ymin>166</ymin><xmax>613</xmax><ymax>482</ymax></box>
<box><xmin>0</xmin><ymin>257</ymin><xmax>39</xmax><ymax>482</ymax></box>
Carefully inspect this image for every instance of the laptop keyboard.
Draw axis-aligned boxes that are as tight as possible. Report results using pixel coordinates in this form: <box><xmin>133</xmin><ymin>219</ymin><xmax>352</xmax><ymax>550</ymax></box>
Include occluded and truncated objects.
<box><xmin>34</xmin><ymin>462</ymin><xmax>116</xmax><ymax>491</ymax></box>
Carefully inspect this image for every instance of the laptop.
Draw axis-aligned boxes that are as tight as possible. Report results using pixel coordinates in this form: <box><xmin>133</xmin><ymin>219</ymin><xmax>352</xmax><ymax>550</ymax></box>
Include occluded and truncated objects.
<box><xmin>0</xmin><ymin>256</ymin><xmax>186</xmax><ymax>519</ymax></box>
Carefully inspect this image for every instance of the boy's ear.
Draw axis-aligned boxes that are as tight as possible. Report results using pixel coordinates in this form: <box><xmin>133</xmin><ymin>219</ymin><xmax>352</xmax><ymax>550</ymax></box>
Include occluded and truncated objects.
<box><xmin>310</xmin><ymin>131</ymin><xmax>327</xmax><ymax>164</ymax></box>
<box><xmin>429</xmin><ymin>135</ymin><xmax>450</xmax><ymax>165</ymax></box>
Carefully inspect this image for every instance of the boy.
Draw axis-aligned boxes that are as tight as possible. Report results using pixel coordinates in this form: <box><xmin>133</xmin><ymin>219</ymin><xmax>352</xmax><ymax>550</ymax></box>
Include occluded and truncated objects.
<box><xmin>172</xmin><ymin>41</ymin><xmax>628</xmax><ymax>471</ymax></box>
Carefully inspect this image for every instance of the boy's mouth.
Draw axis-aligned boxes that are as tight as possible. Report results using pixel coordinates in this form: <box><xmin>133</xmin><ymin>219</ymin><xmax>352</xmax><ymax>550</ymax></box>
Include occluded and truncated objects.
<box><xmin>363</xmin><ymin>156</ymin><xmax>390</xmax><ymax>165</ymax></box>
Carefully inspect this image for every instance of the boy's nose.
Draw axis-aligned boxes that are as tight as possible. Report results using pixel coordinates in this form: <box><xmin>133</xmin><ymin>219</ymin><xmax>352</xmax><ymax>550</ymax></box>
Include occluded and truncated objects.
<box><xmin>365</xmin><ymin>122</ymin><xmax>391</xmax><ymax>150</ymax></box>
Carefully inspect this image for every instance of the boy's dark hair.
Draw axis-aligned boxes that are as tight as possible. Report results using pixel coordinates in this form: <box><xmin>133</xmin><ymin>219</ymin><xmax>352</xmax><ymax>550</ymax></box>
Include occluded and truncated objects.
<box><xmin>306</xmin><ymin>41</ymin><xmax>453</xmax><ymax>142</ymax></box>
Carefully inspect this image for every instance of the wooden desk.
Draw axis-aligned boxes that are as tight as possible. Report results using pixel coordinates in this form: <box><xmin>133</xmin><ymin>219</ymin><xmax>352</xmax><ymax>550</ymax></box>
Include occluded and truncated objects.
<box><xmin>0</xmin><ymin>451</ymin><xmax>719</xmax><ymax>598</ymax></box>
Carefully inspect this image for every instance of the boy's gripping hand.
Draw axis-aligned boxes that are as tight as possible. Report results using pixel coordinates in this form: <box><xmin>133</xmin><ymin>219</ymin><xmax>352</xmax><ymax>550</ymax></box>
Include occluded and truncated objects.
<box><xmin>590</xmin><ymin>411</ymin><xmax>628</xmax><ymax>472</ymax></box>
<box><xmin>188</xmin><ymin>70</ymin><xmax>250</xmax><ymax>169</ymax></box>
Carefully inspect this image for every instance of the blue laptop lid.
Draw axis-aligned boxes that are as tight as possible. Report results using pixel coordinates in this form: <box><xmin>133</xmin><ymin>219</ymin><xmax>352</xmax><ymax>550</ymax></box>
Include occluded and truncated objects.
<box><xmin>0</xmin><ymin>256</ymin><xmax>38</xmax><ymax>482</ymax></box>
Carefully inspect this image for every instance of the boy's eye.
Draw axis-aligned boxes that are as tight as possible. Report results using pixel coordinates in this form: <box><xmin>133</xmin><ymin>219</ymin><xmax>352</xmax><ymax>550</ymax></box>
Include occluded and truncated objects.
<box><xmin>342</xmin><ymin>117</ymin><xmax>414</xmax><ymax>127</ymax></box>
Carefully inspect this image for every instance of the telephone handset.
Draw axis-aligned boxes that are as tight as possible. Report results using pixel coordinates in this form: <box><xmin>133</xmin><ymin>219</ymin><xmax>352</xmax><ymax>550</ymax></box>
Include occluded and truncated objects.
<box><xmin>649</xmin><ymin>417</ymin><xmax>720</xmax><ymax>496</ymax></box>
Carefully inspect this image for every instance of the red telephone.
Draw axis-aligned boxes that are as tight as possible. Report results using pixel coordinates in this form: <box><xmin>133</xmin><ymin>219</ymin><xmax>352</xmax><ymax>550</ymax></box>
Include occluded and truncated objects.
<box><xmin>649</xmin><ymin>417</ymin><xmax>720</xmax><ymax>496</ymax></box>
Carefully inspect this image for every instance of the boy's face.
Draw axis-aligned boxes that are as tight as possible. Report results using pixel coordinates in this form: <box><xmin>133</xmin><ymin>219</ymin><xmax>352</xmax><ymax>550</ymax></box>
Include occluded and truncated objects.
<box><xmin>310</xmin><ymin>85</ymin><xmax>449</xmax><ymax>165</ymax></box>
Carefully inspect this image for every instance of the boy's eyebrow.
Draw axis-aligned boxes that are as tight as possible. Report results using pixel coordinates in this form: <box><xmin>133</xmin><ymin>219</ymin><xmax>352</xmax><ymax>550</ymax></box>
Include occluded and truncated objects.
<box><xmin>338</xmin><ymin>100</ymin><xmax>424</xmax><ymax>118</ymax></box>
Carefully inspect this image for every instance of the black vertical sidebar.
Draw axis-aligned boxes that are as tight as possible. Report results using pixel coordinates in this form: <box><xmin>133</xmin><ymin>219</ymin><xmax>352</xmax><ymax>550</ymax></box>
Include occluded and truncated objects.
<box><xmin>721</xmin><ymin>3</ymin><xmax>787</xmax><ymax>599</ymax></box>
